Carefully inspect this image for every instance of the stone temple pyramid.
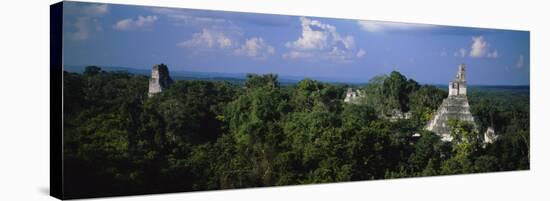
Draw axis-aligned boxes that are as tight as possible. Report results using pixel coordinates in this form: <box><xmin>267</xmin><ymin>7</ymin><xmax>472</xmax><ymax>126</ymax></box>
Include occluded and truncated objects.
<box><xmin>425</xmin><ymin>64</ymin><xmax>477</xmax><ymax>141</ymax></box>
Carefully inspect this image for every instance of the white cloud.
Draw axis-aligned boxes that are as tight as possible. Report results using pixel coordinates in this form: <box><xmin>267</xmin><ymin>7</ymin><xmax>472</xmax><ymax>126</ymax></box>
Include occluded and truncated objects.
<box><xmin>357</xmin><ymin>20</ymin><xmax>434</xmax><ymax>32</ymax></box>
<box><xmin>458</xmin><ymin>36</ymin><xmax>499</xmax><ymax>59</ymax></box>
<box><xmin>150</xmin><ymin>8</ymin><xmax>222</xmax><ymax>23</ymax></box>
<box><xmin>284</xmin><ymin>17</ymin><xmax>358</xmax><ymax>62</ymax></box>
<box><xmin>153</xmin><ymin>7</ymin><xmax>278</xmax><ymax>59</ymax></box>
<box><xmin>148</xmin><ymin>7</ymin><xmax>239</xmax><ymax>37</ymax></box>
<box><xmin>487</xmin><ymin>49</ymin><xmax>499</xmax><ymax>58</ymax></box>
<box><xmin>66</xmin><ymin>4</ymin><xmax>109</xmax><ymax>41</ymax></box>
<box><xmin>113</xmin><ymin>15</ymin><xmax>158</xmax><ymax>31</ymax></box>
<box><xmin>469</xmin><ymin>36</ymin><xmax>489</xmax><ymax>58</ymax></box>
<box><xmin>282</xmin><ymin>51</ymin><xmax>314</xmax><ymax>59</ymax></box>
<box><xmin>286</xmin><ymin>17</ymin><xmax>327</xmax><ymax>50</ymax></box>
<box><xmin>285</xmin><ymin>17</ymin><xmax>354</xmax><ymax>50</ymax></box>
<box><xmin>179</xmin><ymin>29</ymin><xmax>234</xmax><ymax>49</ymax></box>
<box><xmin>356</xmin><ymin>49</ymin><xmax>366</xmax><ymax>58</ymax></box>
<box><xmin>114</xmin><ymin>19</ymin><xmax>133</xmax><ymax>30</ymax></box>
<box><xmin>328</xmin><ymin>47</ymin><xmax>351</xmax><ymax>62</ymax></box>
<box><xmin>179</xmin><ymin>29</ymin><xmax>275</xmax><ymax>59</ymax></box>
<box><xmin>234</xmin><ymin>37</ymin><xmax>275</xmax><ymax>58</ymax></box>
<box><xmin>454</xmin><ymin>48</ymin><xmax>467</xmax><ymax>57</ymax></box>
<box><xmin>70</xmin><ymin>17</ymin><xmax>91</xmax><ymax>40</ymax></box>
<box><xmin>83</xmin><ymin>4</ymin><xmax>109</xmax><ymax>16</ymax></box>
<box><xmin>516</xmin><ymin>55</ymin><xmax>525</xmax><ymax>69</ymax></box>
<box><xmin>329</xmin><ymin>47</ymin><xmax>365</xmax><ymax>62</ymax></box>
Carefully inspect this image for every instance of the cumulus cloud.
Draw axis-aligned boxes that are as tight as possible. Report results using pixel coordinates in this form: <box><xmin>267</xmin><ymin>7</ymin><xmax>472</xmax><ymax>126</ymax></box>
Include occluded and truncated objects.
<box><xmin>69</xmin><ymin>19</ymin><xmax>102</xmax><ymax>40</ymax></box>
<box><xmin>286</xmin><ymin>17</ymin><xmax>354</xmax><ymax>50</ymax></box>
<box><xmin>83</xmin><ymin>4</ymin><xmax>109</xmax><ymax>16</ymax></box>
<box><xmin>284</xmin><ymin>17</ymin><xmax>359</xmax><ymax>62</ymax></box>
<box><xmin>357</xmin><ymin>20</ymin><xmax>434</xmax><ymax>32</ymax></box>
<box><xmin>179</xmin><ymin>29</ymin><xmax>233</xmax><ymax>49</ymax></box>
<box><xmin>234</xmin><ymin>37</ymin><xmax>275</xmax><ymax>58</ymax></box>
<box><xmin>113</xmin><ymin>15</ymin><xmax>158</xmax><ymax>31</ymax></box>
<box><xmin>516</xmin><ymin>55</ymin><xmax>525</xmax><ymax>69</ymax></box>
<box><xmin>356</xmin><ymin>49</ymin><xmax>366</xmax><ymax>58</ymax></box>
<box><xmin>179</xmin><ymin>29</ymin><xmax>275</xmax><ymax>59</ymax></box>
<box><xmin>67</xmin><ymin>4</ymin><xmax>109</xmax><ymax>40</ymax></box>
<box><xmin>454</xmin><ymin>37</ymin><xmax>499</xmax><ymax>59</ymax></box>
<box><xmin>469</xmin><ymin>36</ymin><xmax>489</xmax><ymax>58</ymax></box>
<box><xmin>285</xmin><ymin>17</ymin><xmax>329</xmax><ymax>50</ymax></box>
<box><xmin>70</xmin><ymin>17</ymin><xmax>91</xmax><ymax>40</ymax></box>
<box><xmin>464</xmin><ymin>36</ymin><xmax>499</xmax><ymax>59</ymax></box>
<box><xmin>282</xmin><ymin>51</ymin><xmax>314</xmax><ymax>59</ymax></box>
<box><xmin>454</xmin><ymin>48</ymin><xmax>467</xmax><ymax>57</ymax></box>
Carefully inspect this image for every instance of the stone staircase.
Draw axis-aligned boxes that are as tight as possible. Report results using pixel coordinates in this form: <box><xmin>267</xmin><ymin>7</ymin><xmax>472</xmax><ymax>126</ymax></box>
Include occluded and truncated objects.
<box><xmin>425</xmin><ymin>95</ymin><xmax>476</xmax><ymax>141</ymax></box>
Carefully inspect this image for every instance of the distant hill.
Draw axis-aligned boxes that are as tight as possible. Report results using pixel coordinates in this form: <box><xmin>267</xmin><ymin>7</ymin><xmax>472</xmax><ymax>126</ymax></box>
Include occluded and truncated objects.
<box><xmin>64</xmin><ymin>65</ymin><xmax>528</xmax><ymax>88</ymax></box>
<box><xmin>64</xmin><ymin>65</ymin><xmax>247</xmax><ymax>80</ymax></box>
<box><xmin>63</xmin><ymin>65</ymin><xmax>368</xmax><ymax>85</ymax></box>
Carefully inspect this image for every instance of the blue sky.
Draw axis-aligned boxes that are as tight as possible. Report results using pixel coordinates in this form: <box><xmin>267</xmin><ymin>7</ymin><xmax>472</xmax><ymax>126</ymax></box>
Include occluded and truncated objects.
<box><xmin>62</xmin><ymin>2</ymin><xmax>530</xmax><ymax>85</ymax></box>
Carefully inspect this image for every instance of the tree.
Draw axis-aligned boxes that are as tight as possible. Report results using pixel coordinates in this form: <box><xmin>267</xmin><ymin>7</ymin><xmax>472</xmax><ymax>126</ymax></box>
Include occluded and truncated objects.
<box><xmin>245</xmin><ymin>74</ymin><xmax>279</xmax><ymax>90</ymax></box>
<box><xmin>408</xmin><ymin>132</ymin><xmax>441</xmax><ymax>172</ymax></box>
<box><xmin>421</xmin><ymin>159</ymin><xmax>439</xmax><ymax>176</ymax></box>
<box><xmin>219</xmin><ymin>74</ymin><xmax>290</xmax><ymax>187</ymax></box>
<box><xmin>409</xmin><ymin>85</ymin><xmax>446</xmax><ymax>125</ymax></box>
<box><xmin>382</xmin><ymin>71</ymin><xmax>408</xmax><ymax>111</ymax></box>
<box><xmin>83</xmin><ymin>65</ymin><xmax>102</xmax><ymax>76</ymax></box>
<box><xmin>440</xmin><ymin>119</ymin><xmax>480</xmax><ymax>174</ymax></box>
<box><xmin>381</xmin><ymin>71</ymin><xmax>420</xmax><ymax>112</ymax></box>
<box><xmin>62</xmin><ymin>68</ymin><xmax>530</xmax><ymax>196</ymax></box>
<box><xmin>363</xmin><ymin>75</ymin><xmax>386</xmax><ymax>110</ymax></box>
<box><xmin>474</xmin><ymin>155</ymin><xmax>499</xmax><ymax>172</ymax></box>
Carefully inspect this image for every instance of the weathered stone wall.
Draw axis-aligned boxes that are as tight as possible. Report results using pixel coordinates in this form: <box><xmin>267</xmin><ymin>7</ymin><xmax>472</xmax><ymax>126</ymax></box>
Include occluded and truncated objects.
<box><xmin>448</xmin><ymin>81</ymin><xmax>458</xmax><ymax>96</ymax></box>
<box><xmin>425</xmin><ymin>96</ymin><xmax>476</xmax><ymax>141</ymax></box>
<box><xmin>483</xmin><ymin>127</ymin><xmax>498</xmax><ymax>146</ymax></box>
<box><xmin>148</xmin><ymin>64</ymin><xmax>173</xmax><ymax>97</ymax></box>
<box><xmin>344</xmin><ymin>88</ymin><xmax>363</xmax><ymax>104</ymax></box>
<box><xmin>459</xmin><ymin>84</ymin><xmax>467</xmax><ymax>96</ymax></box>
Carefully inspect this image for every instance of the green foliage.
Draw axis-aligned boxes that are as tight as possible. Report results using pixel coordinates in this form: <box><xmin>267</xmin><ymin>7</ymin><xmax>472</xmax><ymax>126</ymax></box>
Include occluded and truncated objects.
<box><xmin>63</xmin><ymin>67</ymin><xmax>529</xmax><ymax>197</ymax></box>
<box><xmin>245</xmin><ymin>73</ymin><xmax>279</xmax><ymax>90</ymax></box>
<box><xmin>409</xmin><ymin>85</ymin><xmax>447</xmax><ymax>125</ymax></box>
<box><xmin>421</xmin><ymin>159</ymin><xmax>439</xmax><ymax>176</ymax></box>
<box><xmin>83</xmin><ymin>65</ymin><xmax>102</xmax><ymax>76</ymax></box>
<box><xmin>381</xmin><ymin>71</ymin><xmax>419</xmax><ymax>112</ymax></box>
<box><xmin>474</xmin><ymin>155</ymin><xmax>499</xmax><ymax>172</ymax></box>
<box><xmin>408</xmin><ymin>132</ymin><xmax>441</xmax><ymax>172</ymax></box>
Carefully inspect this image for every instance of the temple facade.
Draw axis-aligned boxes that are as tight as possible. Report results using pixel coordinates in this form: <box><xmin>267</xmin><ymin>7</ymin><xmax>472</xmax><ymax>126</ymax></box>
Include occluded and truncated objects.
<box><xmin>448</xmin><ymin>64</ymin><xmax>467</xmax><ymax>97</ymax></box>
<box><xmin>425</xmin><ymin>64</ymin><xmax>477</xmax><ymax>141</ymax></box>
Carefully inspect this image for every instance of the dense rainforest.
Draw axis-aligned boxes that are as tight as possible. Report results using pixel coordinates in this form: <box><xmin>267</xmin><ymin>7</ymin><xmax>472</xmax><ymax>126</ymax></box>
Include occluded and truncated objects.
<box><xmin>62</xmin><ymin>66</ymin><xmax>529</xmax><ymax>198</ymax></box>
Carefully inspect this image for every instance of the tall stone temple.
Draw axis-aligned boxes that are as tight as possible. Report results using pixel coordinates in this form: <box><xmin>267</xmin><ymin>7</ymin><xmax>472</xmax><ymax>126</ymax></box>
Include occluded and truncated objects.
<box><xmin>425</xmin><ymin>64</ymin><xmax>477</xmax><ymax>141</ymax></box>
<box><xmin>148</xmin><ymin>64</ymin><xmax>173</xmax><ymax>97</ymax></box>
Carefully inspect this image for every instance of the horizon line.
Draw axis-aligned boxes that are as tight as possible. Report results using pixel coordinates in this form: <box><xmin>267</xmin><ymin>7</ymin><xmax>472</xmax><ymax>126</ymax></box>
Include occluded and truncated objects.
<box><xmin>62</xmin><ymin>64</ymin><xmax>531</xmax><ymax>87</ymax></box>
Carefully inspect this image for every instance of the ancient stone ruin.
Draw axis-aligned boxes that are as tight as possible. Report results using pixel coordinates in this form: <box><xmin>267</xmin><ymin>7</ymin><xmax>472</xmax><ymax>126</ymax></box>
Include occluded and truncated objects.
<box><xmin>425</xmin><ymin>64</ymin><xmax>477</xmax><ymax>141</ymax></box>
<box><xmin>387</xmin><ymin>109</ymin><xmax>412</xmax><ymax>122</ymax></box>
<box><xmin>483</xmin><ymin>127</ymin><xmax>498</xmax><ymax>147</ymax></box>
<box><xmin>344</xmin><ymin>88</ymin><xmax>363</xmax><ymax>104</ymax></box>
<box><xmin>148</xmin><ymin>64</ymin><xmax>173</xmax><ymax>97</ymax></box>
<box><xmin>343</xmin><ymin>87</ymin><xmax>412</xmax><ymax>121</ymax></box>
